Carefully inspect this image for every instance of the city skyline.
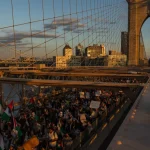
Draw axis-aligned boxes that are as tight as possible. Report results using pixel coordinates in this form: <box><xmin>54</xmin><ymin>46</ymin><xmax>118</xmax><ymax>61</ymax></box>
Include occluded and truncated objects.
<box><xmin>0</xmin><ymin>0</ymin><xmax>149</xmax><ymax>60</ymax></box>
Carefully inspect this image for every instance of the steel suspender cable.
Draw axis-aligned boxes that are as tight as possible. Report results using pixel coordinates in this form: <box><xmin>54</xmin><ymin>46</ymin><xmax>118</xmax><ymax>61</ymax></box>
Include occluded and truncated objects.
<box><xmin>10</xmin><ymin>0</ymin><xmax>16</xmax><ymax>59</ymax></box>
<box><xmin>0</xmin><ymin>0</ymin><xmax>128</xmax><ymax>69</ymax></box>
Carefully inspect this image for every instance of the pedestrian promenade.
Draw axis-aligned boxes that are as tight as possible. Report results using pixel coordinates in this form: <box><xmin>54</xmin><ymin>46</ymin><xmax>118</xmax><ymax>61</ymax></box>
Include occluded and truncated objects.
<box><xmin>107</xmin><ymin>79</ymin><xmax>150</xmax><ymax>150</ymax></box>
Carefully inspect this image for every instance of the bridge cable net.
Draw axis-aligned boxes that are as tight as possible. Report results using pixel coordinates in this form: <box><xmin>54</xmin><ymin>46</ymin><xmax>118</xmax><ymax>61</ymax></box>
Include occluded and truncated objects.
<box><xmin>140</xmin><ymin>32</ymin><xmax>147</xmax><ymax>60</ymax></box>
<box><xmin>0</xmin><ymin>0</ymin><xmax>128</xmax><ymax>70</ymax></box>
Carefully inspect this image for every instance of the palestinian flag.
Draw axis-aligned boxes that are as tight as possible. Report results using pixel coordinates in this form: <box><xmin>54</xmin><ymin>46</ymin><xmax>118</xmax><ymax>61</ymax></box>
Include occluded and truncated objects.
<box><xmin>8</xmin><ymin>100</ymin><xmax>14</xmax><ymax>111</ymax></box>
<box><xmin>31</xmin><ymin>112</ymin><xmax>39</xmax><ymax>121</ymax></box>
<box><xmin>30</xmin><ymin>97</ymin><xmax>34</xmax><ymax>103</ymax></box>
<box><xmin>28</xmin><ymin>97</ymin><xmax>34</xmax><ymax>108</ymax></box>
<box><xmin>12</xmin><ymin>116</ymin><xmax>17</xmax><ymax>129</ymax></box>
<box><xmin>34</xmin><ymin>115</ymin><xmax>39</xmax><ymax>121</ymax></box>
<box><xmin>1</xmin><ymin>107</ymin><xmax>11</xmax><ymax>122</ymax></box>
<box><xmin>12</xmin><ymin>117</ymin><xmax>23</xmax><ymax>139</ymax></box>
<box><xmin>15</xmin><ymin>126</ymin><xmax>23</xmax><ymax>138</ymax></box>
<box><xmin>1</xmin><ymin>100</ymin><xmax>14</xmax><ymax>121</ymax></box>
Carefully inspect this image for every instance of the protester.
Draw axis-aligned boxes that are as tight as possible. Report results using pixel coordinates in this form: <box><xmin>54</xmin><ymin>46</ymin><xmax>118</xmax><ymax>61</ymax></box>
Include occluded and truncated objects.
<box><xmin>0</xmin><ymin>86</ymin><xmax>131</xmax><ymax>150</ymax></box>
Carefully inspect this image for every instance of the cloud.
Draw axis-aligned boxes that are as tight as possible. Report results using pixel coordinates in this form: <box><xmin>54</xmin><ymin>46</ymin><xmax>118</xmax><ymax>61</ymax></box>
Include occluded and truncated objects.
<box><xmin>44</xmin><ymin>18</ymin><xmax>79</xmax><ymax>30</ymax></box>
<box><xmin>0</xmin><ymin>31</ymin><xmax>63</xmax><ymax>47</ymax></box>
<box><xmin>0</xmin><ymin>39</ymin><xmax>31</xmax><ymax>47</ymax></box>
<box><xmin>44</xmin><ymin>18</ymin><xmax>86</xmax><ymax>33</ymax></box>
<box><xmin>32</xmin><ymin>33</ymin><xmax>61</xmax><ymax>38</ymax></box>
<box><xmin>93</xmin><ymin>18</ymin><xmax>117</xmax><ymax>25</ymax></box>
<box><xmin>14</xmin><ymin>32</ymin><xmax>60</xmax><ymax>39</ymax></box>
<box><xmin>44</xmin><ymin>24</ymin><xmax>57</xmax><ymax>30</ymax></box>
<box><xmin>73</xmin><ymin>27</ymin><xmax>109</xmax><ymax>34</ymax></box>
<box><xmin>72</xmin><ymin>26</ymin><xmax>109</xmax><ymax>34</ymax></box>
<box><xmin>73</xmin><ymin>29</ymin><xmax>85</xmax><ymax>33</ymax></box>
<box><xmin>64</xmin><ymin>23</ymin><xmax>86</xmax><ymax>31</ymax></box>
<box><xmin>85</xmin><ymin>27</ymin><xmax>109</xmax><ymax>33</ymax></box>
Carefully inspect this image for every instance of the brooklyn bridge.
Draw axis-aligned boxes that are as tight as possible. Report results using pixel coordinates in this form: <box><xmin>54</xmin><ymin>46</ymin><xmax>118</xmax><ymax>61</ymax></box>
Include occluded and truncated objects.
<box><xmin>0</xmin><ymin>0</ymin><xmax>150</xmax><ymax>150</ymax></box>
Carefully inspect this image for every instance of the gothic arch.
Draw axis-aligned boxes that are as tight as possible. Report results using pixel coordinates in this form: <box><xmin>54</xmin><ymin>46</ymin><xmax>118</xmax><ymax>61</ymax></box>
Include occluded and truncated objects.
<box><xmin>127</xmin><ymin>0</ymin><xmax>150</xmax><ymax>65</ymax></box>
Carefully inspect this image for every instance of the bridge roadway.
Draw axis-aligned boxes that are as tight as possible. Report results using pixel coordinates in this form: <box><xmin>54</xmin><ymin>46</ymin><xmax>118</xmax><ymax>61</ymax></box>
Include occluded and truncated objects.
<box><xmin>0</xmin><ymin>66</ymin><xmax>149</xmax><ymax>72</ymax></box>
<box><xmin>0</xmin><ymin>77</ymin><xmax>145</xmax><ymax>87</ymax></box>
<box><xmin>107</xmin><ymin>80</ymin><xmax>150</xmax><ymax>150</ymax></box>
<box><xmin>3</xmin><ymin>71</ymin><xmax>148</xmax><ymax>77</ymax></box>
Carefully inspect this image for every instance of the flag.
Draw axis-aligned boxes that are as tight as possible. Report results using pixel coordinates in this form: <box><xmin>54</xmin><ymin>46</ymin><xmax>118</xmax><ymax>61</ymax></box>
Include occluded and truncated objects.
<box><xmin>28</xmin><ymin>97</ymin><xmax>34</xmax><ymax>108</ymax></box>
<box><xmin>0</xmin><ymin>133</ymin><xmax>4</xmax><ymax>150</ymax></box>
<box><xmin>11</xmin><ymin>116</ymin><xmax>23</xmax><ymax>139</ymax></box>
<box><xmin>13</xmin><ymin>116</ymin><xmax>17</xmax><ymax>129</ymax></box>
<box><xmin>30</xmin><ymin>97</ymin><xmax>34</xmax><ymax>103</ymax></box>
<box><xmin>34</xmin><ymin>115</ymin><xmax>39</xmax><ymax>121</ymax></box>
<box><xmin>15</xmin><ymin>126</ymin><xmax>23</xmax><ymax>138</ymax></box>
<box><xmin>8</xmin><ymin>100</ymin><xmax>14</xmax><ymax>111</ymax></box>
<box><xmin>1</xmin><ymin>107</ymin><xmax>11</xmax><ymax>122</ymax></box>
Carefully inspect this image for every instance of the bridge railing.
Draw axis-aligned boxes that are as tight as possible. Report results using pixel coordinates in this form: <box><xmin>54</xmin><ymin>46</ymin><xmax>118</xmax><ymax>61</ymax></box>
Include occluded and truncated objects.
<box><xmin>69</xmin><ymin>95</ymin><xmax>128</xmax><ymax>150</ymax></box>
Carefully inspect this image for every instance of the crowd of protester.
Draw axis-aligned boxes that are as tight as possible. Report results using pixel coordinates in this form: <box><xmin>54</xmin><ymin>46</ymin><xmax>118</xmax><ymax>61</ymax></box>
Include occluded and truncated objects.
<box><xmin>0</xmin><ymin>86</ymin><xmax>128</xmax><ymax>150</ymax></box>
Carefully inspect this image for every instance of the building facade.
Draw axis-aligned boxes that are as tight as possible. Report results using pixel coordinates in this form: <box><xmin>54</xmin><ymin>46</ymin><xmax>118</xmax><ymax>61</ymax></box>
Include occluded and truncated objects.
<box><xmin>53</xmin><ymin>56</ymin><xmax>67</xmax><ymax>68</ymax></box>
<box><xmin>75</xmin><ymin>43</ymin><xmax>83</xmax><ymax>56</ymax></box>
<box><xmin>100</xmin><ymin>44</ymin><xmax>106</xmax><ymax>56</ymax></box>
<box><xmin>68</xmin><ymin>56</ymin><xmax>82</xmax><ymax>66</ymax></box>
<box><xmin>106</xmin><ymin>53</ymin><xmax>127</xmax><ymax>66</ymax></box>
<box><xmin>85</xmin><ymin>44</ymin><xmax>106</xmax><ymax>58</ymax></box>
<box><xmin>54</xmin><ymin>44</ymin><xmax>83</xmax><ymax>68</ymax></box>
<box><xmin>53</xmin><ymin>44</ymin><xmax>127</xmax><ymax>68</ymax></box>
<box><xmin>63</xmin><ymin>44</ymin><xmax>73</xmax><ymax>59</ymax></box>
<box><xmin>81</xmin><ymin>57</ymin><xmax>106</xmax><ymax>66</ymax></box>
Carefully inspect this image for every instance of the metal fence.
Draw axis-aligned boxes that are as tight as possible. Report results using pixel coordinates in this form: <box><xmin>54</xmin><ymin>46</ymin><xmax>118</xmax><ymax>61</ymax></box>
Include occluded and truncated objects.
<box><xmin>69</xmin><ymin>95</ymin><xmax>130</xmax><ymax>149</ymax></box>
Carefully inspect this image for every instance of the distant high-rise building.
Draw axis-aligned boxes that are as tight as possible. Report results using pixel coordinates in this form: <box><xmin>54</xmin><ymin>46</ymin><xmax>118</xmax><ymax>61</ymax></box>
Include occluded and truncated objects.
<box><xmin>85</xmin><ymin>44</ymin><xmax>106</xmax><ymax>58</ymax></box>
<box><xmin>75</xmin><ymin>43</ymin><xmax>83</xmax><ymax>56</ymax></box>
<box><xmin>63</xmin><ymin>44</ymin><xmax>73</xmax><ymax>58</ymax></box>
<box><xmin>121</xmin><ymin>32</ymin><xmax>128</xmax><ymax>55</ymax></box>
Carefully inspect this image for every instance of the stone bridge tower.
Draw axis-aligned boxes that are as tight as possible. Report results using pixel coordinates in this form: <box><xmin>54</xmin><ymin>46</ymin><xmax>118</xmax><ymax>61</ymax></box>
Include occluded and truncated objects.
<box><xmin>127</xmin><ymin>0</ymin><xmax>150</xmax><ymax>65</ymax></box>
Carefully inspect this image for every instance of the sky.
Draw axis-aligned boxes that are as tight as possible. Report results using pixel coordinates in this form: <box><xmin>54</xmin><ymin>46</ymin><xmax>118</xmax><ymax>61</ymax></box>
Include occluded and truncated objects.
<box><xmin>1</xmin><ymin>0</ymin><xmax>148</xmax><ymax>60</ymax></box>
<box><xmin>142</xmin><ymin>19</ymin><xmax>150</xmax><ymax>59</ymax></box>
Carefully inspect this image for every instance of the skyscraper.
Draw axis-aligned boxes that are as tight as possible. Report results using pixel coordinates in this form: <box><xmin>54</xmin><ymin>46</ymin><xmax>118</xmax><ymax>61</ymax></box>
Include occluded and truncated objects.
<box><xmin>121</xmin><ymin>32</ymin><xmax>128</xmax><ymax>55</ymax></box>
<box><xmin>63</xmin><ymin>44</ymin><xmax>73</xmax><ymax>58</ymax></box>
<box><xmin>75</xmin><ymin>43</ymin><xmax>83</xmax><ymax>56</ymax></box>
